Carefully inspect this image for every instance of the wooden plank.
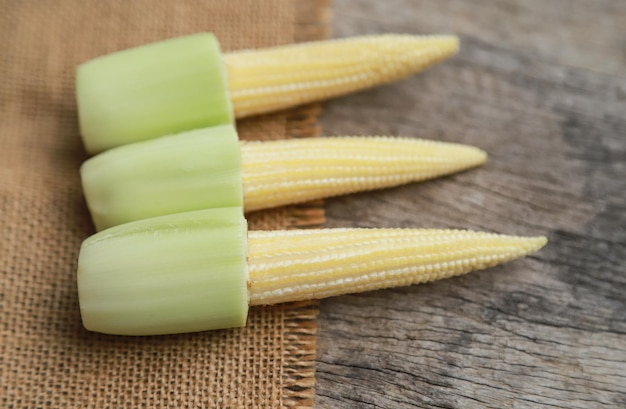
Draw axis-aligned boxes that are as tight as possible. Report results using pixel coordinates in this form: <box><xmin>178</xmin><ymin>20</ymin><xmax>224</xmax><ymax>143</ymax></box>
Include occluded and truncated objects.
<box><xmin>315</xmin><ymin>0</ymin><xmax>626</xmax><ymax>407</ymax></box>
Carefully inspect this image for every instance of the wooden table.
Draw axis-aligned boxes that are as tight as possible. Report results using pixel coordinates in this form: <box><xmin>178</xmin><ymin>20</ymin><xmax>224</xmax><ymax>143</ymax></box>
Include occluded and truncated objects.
<box><xmin>315</xmin><ymin>1</ymin><xmax>626</xmax><ymax>407</ymax></box>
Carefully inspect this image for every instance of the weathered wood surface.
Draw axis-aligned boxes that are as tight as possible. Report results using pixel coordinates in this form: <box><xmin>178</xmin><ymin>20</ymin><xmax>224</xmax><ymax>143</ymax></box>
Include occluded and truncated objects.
<box><xmin>315</xmin><ymin>1</ymin><xmax>626</xmax><ymax>407</ymax></box>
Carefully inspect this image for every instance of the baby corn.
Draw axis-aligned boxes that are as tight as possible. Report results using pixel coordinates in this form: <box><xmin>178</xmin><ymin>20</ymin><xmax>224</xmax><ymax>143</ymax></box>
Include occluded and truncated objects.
<box><xmin>241</xmin><ymin>136</ymin><xmax>485</xmax><ymax>212</ymax></box>
<box><xmin>248</xmin><ymin>229</ymin><xmax>546</xmax><ymax>305</ymax></box>
<box><xmin>77</xmin><ymin>33</ymin><xmax>459</xmax><ymax>153</ymax></box>
<box><xmin>77</xmin><ymin>207</ymin><xmax>547</xmax><ymax>336</ymax></box>
<box><xmin>81</xmin><ymin>126</ymin><xmax>486</xmax><ymax>230</ymax></box>
<box><xmin>226</xmin><ymin>34</ymin><xmax>459</xmax><ymax>118</ymax></box>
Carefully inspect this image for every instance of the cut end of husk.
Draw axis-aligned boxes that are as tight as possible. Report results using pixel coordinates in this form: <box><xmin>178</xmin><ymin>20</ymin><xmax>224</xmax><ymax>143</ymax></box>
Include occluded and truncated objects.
<box><xmin>226</xmin><ymin>34</ymin><xmax>460</xmax><ymax>118</ymax></box>
<box><xmin>81</xmin><ymin>125</ymin><xmax>243</xmax><ymax>231</ymax></box>
<box><xmin>241</xmin><ymin>136</ymin><xmax>486</xmax><ymax>212</ymax></box>
<box><xmin>77</xmin><ymin>207</ymin><xmax>249</xmax><ymax>336</ymax></box>
<box><xmin>76</xmin><ymin>33</ymin><xmax>233</xmax><ymax>154</ymax></box>
<box><xmin>247</xmin><ymin>229</ymin><xmax>546</xmax><ymax>306</ymax></box>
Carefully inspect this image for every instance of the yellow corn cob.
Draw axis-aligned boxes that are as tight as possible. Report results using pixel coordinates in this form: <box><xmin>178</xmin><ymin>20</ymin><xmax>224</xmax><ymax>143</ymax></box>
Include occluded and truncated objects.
<box><xmin>240</xmin><ymin>136</ymin><xmax>486</xmax><ymax>212</ymax></box>
<box><xmin>225</xmin><ymin>34</ymin><xmax>459</xmax><ymax>118</ymax></box>
<box><xmin>81</xmin><ymin>130</ymin><xmax>487</xmax><ymax>230</ymax></box>
<box><xmin>77</xmin><ymin>33</ymin><xmax>459</xmax><ymax>153</ymax></box>
<box><xmin>247</xmin><ymin>229</ymin><xmax>547</xmax><ymax>306</ymax></box>
<box><xmin>76</xmin><ymin>207</ymin><xmax>548</xmax><ymax>335</ymax></box>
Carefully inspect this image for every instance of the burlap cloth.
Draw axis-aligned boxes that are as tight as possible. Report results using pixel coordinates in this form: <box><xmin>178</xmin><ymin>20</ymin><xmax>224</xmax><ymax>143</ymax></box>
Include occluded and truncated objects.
<box><xmin>0</xmin><ymin>1</ymin><xmax>330</xmax><ymax>407</ymax></box>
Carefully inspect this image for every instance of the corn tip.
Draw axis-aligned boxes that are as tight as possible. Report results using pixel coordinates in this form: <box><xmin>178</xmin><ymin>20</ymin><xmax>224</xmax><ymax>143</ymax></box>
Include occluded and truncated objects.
<box><xmin>522</xmin><ymin>235</ymin><xmax>549</xmax><ymax>253</ymax></box>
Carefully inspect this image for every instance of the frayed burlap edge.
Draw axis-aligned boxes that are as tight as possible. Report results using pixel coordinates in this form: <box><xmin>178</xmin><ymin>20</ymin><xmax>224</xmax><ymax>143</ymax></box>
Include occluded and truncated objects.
<box><xmin>281</xmin><ymin>2</ymin><xmax>331</xmax><ymax>406</ymax></box>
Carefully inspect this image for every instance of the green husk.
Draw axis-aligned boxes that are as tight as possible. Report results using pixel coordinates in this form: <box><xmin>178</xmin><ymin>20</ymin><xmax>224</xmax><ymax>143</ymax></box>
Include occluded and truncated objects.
<box><xmin>77</xmin><ymin>207</ymin><xmax>249</xmax><ymax>336</ymax></box>
<box><xmin>76</xmin><ymin>33</ymin><xmax>233</xmax><ymax>154</ymax></box>
<box><xmin>81</xmin><ymin>124</ymin><xmax>243</xmax><ymax>231</ymax></box>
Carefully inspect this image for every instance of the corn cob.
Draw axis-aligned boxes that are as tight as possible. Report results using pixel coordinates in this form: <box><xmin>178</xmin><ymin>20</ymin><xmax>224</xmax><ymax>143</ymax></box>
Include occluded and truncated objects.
<box><xmin>77</xmin><ymin>207</ymin><xmax>547</xmax><ymax>336</ymax></box>
<box><xmin>247</xmin><ymin>228</ymin><xmax>546</xmax><ymax>306</ymax></box>
<box><xmin>80</xmin><ymin>125</ymin><xmax>486</xmax><ymax>230</ymax></box>
<box><xmin>77</xmin><ymin>33</ymin><xmax>459</xmax><ymax>153</ymax></box>
<box><xmin>225</xmin><ymin>34</ymin><xmax>459</xmax><ymax>118</ymax></box>
<box><xmin>241</xmin><ymin>135</ymin><xmax>485</xmax><ymax>212</ymax></box>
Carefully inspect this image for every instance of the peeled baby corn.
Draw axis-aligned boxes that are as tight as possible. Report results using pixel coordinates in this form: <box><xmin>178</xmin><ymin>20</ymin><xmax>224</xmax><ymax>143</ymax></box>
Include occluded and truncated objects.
<box><xmin>81</xmin><ymin>124</ymin><xmax>486</xmax><ymax>230</ymax></box>
<box><xmin>77</xmin><ymin>33</ymin><xmax>459</xmax><ymax>153</ymax></box>
<box><xmin>247</xmin><ymin>228</ymin><xmax>546</xmax><ymax>306</ymax></box>
<box><xmin>77</xmin><ymin>207</ymin><xmax>547</xmax><ymax>336</ymax></box>
<box><xmin>225</xmin><ymin>34</ymin><xmax>459</xmax><ymax>118</ymax></box>
<box><xmin>241</xmin><ymin>135</ymin><xmax>485</xmax><ymax>212</ymax></box>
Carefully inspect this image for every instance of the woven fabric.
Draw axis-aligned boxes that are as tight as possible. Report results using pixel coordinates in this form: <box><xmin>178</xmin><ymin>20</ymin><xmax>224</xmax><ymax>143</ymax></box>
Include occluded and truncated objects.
<box><xmin>0</xmin><ymin>1</ymin><xmax>329</xmax><ymax>407</ymax></box>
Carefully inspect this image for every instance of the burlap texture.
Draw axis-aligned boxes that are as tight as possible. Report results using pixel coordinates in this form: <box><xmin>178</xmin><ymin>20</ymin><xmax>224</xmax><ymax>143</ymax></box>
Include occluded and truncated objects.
<box><xmin>0</xmin><ymin>1</ymin><xmax>329</xmax><ymax>407</ymax></box>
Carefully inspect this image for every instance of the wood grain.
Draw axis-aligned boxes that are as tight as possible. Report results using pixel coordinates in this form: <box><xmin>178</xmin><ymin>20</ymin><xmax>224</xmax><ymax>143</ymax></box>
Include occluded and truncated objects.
<box><xmin>314</xmin><ymin>0</ymin><xmax>626</xmax><ymax>407</ymax></box>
